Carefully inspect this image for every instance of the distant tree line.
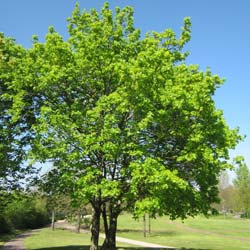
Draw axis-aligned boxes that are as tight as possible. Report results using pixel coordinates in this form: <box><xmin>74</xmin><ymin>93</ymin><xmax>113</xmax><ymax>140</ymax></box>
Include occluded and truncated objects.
<box><xmin>214</xmin><ymin>158</ymin><xmax>250</xmax><ymax>218</ymax></box>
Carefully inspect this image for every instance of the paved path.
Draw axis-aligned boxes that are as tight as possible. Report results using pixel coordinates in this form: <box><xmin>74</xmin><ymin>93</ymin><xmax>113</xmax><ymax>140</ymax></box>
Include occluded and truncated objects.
<box><xmin>115</xmin><ymin>235</ymin><xmax>174</xmax><ymax>249</ymax></box>
<box><xmin>55</xmin><ymin>221</ymin><xmax>174</xmax><ymax>248</ymax></box>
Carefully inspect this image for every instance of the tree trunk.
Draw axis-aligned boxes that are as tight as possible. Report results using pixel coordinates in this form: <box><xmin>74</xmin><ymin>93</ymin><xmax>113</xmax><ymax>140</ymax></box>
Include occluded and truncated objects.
<box><xmin>101</xmin><ymin>204</ymin><xmax>109</xmax><ymax>250</ymax></box>
<box><xmin>101</xmin><ymin>205</ymin><xmax>119</xmax><ymax>250</ymax></box>
<box><xmin>51</xmin><ymin>209</ymin><xmax>55</xmax><ymax>231</ymax></box>
<box><xmin>148</xmin><ymin>214</ymin><xmax>151</xmax><ymax>235</ymax></box>
<box><xmin>143</xmin><ymin>214</ymin><xmax>146</xmax><ymax>237</ymax></box>
<box><xmin>77</xmin><ymin>209</ymin><xmax>81</xmax><ymax>233</ymax></box>
<box><xmin>90</xmin><ymin>207</ymin><xmax>101</xmax><ymax>250</ymax></box>
<box><xmin>108</xmin><ymin>212</ymin><xmax>118</xmax><ymax>250</ymax></box>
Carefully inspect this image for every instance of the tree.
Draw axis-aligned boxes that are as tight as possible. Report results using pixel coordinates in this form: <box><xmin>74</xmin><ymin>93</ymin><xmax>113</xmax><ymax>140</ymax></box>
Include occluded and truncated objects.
<box><xmin>0</xmin><ymin>33</ymin><xmax>39</xmax><ymax>193</ymax></box>
<box><xmin>218</xmin><ymin>171</ymin><xmax>230</xmax><ymax>191</ymax></box>
<box><xmin>213</xmin><ymin>171</ymin><xmax>236</xmax><ymax>213</ymax></box>
<box><xmin>0</xmin><ymin>33</ymin><xmax>49</xmax><ymax>234</ymax></box>
<box><xmin>0</xmin><ymin>34</ymin><xmax>24</xmax><ymax>191</ymax></box>
<box><xmin>7</xmin><ymin>3</ymin><xmax>240</xmax><ymax>250</ymax></box>
<box><xmin>233</xmin><ymin>157</ymin><xmax>250</xmax><ymax>217</ymax></box>
<box><xmin>0</xmin><ymin>33</ymin><xmax>41</xmax><ymax>230</ymax></box>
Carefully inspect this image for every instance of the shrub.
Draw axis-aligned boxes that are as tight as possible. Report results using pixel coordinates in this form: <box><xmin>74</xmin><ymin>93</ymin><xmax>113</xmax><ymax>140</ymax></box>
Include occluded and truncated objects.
<box><xmin>0</xmin><ymin>214</ymin><xmax>12</xmax><ymax>233</ymax></box>
<box><xmin>5</xmin><ymin>196</ymin><xmax>50</xmax><ymax>229</ymax></box>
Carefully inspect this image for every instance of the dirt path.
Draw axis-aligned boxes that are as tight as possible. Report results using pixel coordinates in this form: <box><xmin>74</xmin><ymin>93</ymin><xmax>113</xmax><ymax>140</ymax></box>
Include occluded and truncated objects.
<box><xmin>3</xmin><ymin>230</ymin><xmax>40</xmax><ymax>250</ymax></box>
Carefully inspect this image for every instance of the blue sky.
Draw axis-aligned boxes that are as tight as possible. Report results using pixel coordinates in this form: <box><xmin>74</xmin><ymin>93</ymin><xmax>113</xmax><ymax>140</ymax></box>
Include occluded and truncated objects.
<box><xmin>1</xmin><ymin>0</ymin><xmax>249</xmax><ymax>171</ymax></box>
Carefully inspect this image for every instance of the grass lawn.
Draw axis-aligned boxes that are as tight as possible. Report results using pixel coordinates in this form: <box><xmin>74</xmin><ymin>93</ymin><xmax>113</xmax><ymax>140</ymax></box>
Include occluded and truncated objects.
<box><xmin>23</xmin><ymin>214</ymin><xmax>250</xmax><ymax>250</ymax></box>
<box><xmin>117</xmin><ymin>213</ymin><xmax>250</xmax><ymax>250</ymax></box>
<box><xmin>24</xmin><ymin>228</ymin><xmax>144</xmax><ymax>250</ymax></box>
<box><xmin>24</xmin><ymin>228</ymin><xmax>92</xmax><ymax>250</ymax></box>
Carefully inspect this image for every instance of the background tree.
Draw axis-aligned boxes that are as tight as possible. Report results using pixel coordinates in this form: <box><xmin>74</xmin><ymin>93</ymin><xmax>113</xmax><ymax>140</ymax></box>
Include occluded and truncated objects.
<box><xmin>0</xmin><ymin>33</ymin><xmax>41</xmax><ymax>232</ymax></box>
<box><xmin>233</xmin><ymin>156</ymin><xmax>250</xmax><ymax>217</ymax></box>
<box><xmin>0</xmin><ymin>33</ymin><xmax>42</xmax><ymax>195</ymax></box>
<box><xmin>7</xmin><ymin>3</ymin><xmax>240</xmax><ymax>250</ymax></box>
<box><xmin>213</xmin><ymin>171</ymin><xmax>237</xmax><ymax>214</ymax></box>
<box><xmin>0</xmin><ymin>190</ymin><xmax>49</xmax><ymax>233</ymax></box>
<box><xmin>0</xmin><ymin>34</ymin><xmax>28</xmax><ymax>191</ymax></box>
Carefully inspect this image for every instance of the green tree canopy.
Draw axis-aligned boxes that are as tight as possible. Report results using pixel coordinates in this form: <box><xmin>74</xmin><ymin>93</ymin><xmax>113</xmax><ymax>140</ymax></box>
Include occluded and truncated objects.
<box><xmin>0</xmin><ymin>33</ymin><xmax>36</xmax><ymax>193</ymax></box>
<box><xmin>4</xmin><ymin>3</ymin><xmax>240</xmax><ymax>250</ymax></box>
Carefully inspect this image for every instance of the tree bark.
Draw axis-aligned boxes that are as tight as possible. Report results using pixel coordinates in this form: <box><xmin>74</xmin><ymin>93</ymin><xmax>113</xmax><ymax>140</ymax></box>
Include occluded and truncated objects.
<box><xmin>108</xmin><ymin>212</ymin><xmax>118</xmax><ymax>250</ymax></box>
<box><xmin>90</xmin><ymin>206</ymin><xmax>101</xmax><ymax>250</ymax></box>
<box><xmin>101</xmin><ymin>205</ymin><xmax>119</xmax><ymax>250</ymax></box>
<box><xmin>101</xmin><ymin>204</ymin><xmax>109</xmax><ymax>250</ymax></box>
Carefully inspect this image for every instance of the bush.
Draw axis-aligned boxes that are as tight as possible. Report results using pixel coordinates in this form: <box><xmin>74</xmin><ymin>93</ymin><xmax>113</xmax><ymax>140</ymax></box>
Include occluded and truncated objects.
<box><xmin>4</xmin><ymin>196</ymin><xmax>50</xmax><ymax>229</ymax></box>
<box><xmin>240</xmin><ymin>212</ymin><xmax>250</xmax><ymax>219</ymax></box>
<box><xmin>0</xmin><ymin>214</ymin><xmax>12</xmax><ymax>233</ymax></box>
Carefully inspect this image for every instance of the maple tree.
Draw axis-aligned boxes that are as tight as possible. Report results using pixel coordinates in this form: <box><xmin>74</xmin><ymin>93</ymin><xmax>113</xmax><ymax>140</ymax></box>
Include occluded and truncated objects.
<box><xmin>3</xmin><ymin>3</ymin><xmax>240</xmax><ymax>249</ymax></box>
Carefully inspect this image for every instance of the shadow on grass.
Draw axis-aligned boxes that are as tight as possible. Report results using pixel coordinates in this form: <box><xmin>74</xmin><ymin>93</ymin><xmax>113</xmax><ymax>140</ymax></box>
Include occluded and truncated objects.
<box><xmin>31</xmin><ymin>247</ymin><xmax>89</xmax><ymax>250</ymax></box>
<box><xmin>32</xmin><ymin>247</ymin><xmax>169</xmax><ymax>250</ymax></box>
<box><xmin>31</xmin><ymin>246</ymin><xmax>212</xmax><ymax>250</ymax></box>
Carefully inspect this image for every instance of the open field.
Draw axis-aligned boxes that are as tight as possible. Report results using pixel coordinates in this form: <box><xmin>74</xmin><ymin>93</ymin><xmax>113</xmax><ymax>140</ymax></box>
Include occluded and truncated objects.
<box><xmin>21</xmin><ymin>214</ymin><xmax>250</xmax><ymax>250</ymax></box>
<box><xmin>24</xmin><ymin>228</ymin><xmax>93</xmax><ymax>250</ymax></box>
<box><xmin>24</xmin><ymin>228</ymin><xmax>137</xmax><ymax>250</ymax></box>
<box><xmin>117</xmin><ymin>214</ymin><xmax>250</xmax><ymax>250</ymax></box>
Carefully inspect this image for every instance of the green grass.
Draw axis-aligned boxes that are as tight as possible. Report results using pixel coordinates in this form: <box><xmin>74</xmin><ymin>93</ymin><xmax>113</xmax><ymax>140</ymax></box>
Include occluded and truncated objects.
<box><xmin>22</xmin><ymin>214</ymin><xmax>250</xmax><ymax>250</ymax></box>
<box><xmin>117</xmin><ymin>213</ymin><xmax>250</xmax><ymax>250</ymax></box>
<box><xmin>24</xmin><ymin>228</ymin><xmax>143</xmax><ymax>250</ymax></box>
<box><xmin>24</xmin><ymin>228</ymin><xmax>92</xmax><ymax>250</ymax></box>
